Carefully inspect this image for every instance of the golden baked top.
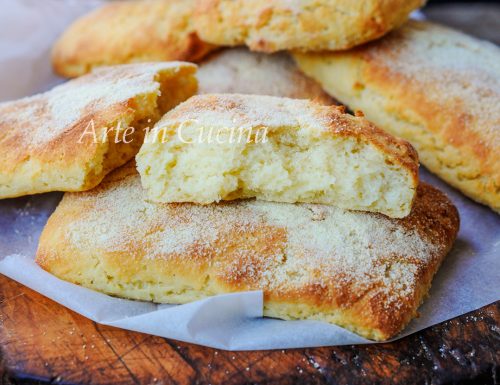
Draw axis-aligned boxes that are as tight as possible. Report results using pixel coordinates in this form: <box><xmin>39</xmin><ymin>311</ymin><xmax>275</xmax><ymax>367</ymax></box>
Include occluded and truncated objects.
<box><xmin>294</xmin><ymin>20</ymin><xmax>500</xmax><ymax>210</ymax></box>
<box><xmin>36</xmin><ymin>163</ymin><xmax>459</xmax><ymax>340</ymax></box>
<box><xmin>158</xmin><ymin>94</ymin><xmax>419</xmax><ymax>177</ymax></box>
<box><xmin>354</xmin><ymin>21</ymin><xmax>500</xmax><ymax>165</ymax></box>
<box><xmin>0</xmin><ymin>62</ymin><xmax>197</xmax><ymax>198</ymax></box>
<box><xmin>197</xmin><ymin>48</ymin><xmax>334</xmax><ymax>104</ymax></box>
<box><xmin>52</xmin><ymin>0</ymin><xmax>216</xmax><ymax>77</ymax></box>
<box><xmin>193</xmin><ymin>0</ymin><xmax>425</xmax><ymax>52</ymax></box>
<box><xmin>137</xmin><ymin>94</ymin><xmax>419</xmax><ymax>217</ymax></box>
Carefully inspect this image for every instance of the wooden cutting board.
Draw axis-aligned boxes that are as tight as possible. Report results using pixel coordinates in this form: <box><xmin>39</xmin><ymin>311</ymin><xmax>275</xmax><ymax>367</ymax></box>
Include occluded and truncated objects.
<box><xmin>0</xmin><ymin>274</ymin><xmax>498</xmax><ymax>384</ymax></box>
<box><xmin>1</xmin><ymin>4</ymin><xmax>499</xmax><ymax>385</ymax></box>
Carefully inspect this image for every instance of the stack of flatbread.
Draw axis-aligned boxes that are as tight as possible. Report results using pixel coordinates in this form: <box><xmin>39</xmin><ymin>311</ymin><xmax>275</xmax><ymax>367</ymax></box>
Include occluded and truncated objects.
<box><xmin>3</xmin><ymin>0</ymin><xmax>498</xmax><ymax>341</ymax></box>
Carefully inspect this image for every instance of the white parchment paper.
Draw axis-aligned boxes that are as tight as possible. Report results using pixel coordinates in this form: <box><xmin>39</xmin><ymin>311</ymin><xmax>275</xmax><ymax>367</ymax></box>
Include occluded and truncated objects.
<box><xmin>0</xmin><ymin>0</ymin><xmax>498</xmax><ymax>350</ymax></box>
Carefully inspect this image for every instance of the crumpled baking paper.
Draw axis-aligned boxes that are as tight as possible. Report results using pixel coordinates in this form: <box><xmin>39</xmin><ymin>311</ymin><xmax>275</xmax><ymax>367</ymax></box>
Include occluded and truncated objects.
<box><xmin>0</xmin><ymin>0</ymin><xmax>498</xmax><ymax>350</ymax></box>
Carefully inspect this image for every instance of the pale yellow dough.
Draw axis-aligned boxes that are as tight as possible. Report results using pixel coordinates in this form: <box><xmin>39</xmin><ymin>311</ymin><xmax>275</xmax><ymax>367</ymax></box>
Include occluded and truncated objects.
<box><xmin>0</xmin><ymin>62</ymin><xmax>197</xmax><ymax>199</ymax></box>
<box><xmin>294</xmin><ymin>21</ymin><xmax>500</xmax><ymax>213</ymax></box>
<box><xmin>136</xmin><ymin>94</ymin><xmax>419</xmax><ymax>218</ymax></box>
<box><xmin>193</xmin><ymin>0</ymin><xmax>425</xmax><ymax>52</ymax></box>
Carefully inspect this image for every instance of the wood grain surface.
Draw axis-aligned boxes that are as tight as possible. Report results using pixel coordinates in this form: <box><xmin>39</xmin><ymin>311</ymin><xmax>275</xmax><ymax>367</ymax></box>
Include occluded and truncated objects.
<box><xmin>0</xmin><ymin>274</ymin><xmax>498</xmax><ymax>385</ymax></box>
<box><xmin>1</xmin><ymin>4</ymin><xmax>500</xmax><ymax>385</ymax></box>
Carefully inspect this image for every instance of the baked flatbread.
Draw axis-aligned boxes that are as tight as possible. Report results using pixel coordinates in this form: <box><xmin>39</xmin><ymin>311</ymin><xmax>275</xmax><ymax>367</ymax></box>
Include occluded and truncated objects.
<box><xmin>36</xmin><ymin>162</ymin><xmax>459</xmax><ymax>341</ymax></box>
<box><xmin>137</xmin><ymin>94</ymin><xmax>419</xmax><ymax>218</ymax></box>
<box><xmin>197</xmin><ymin>48</ymin><xmax>334</xmax><ymax>104</ymax></box>
<box><xmin>193</xmin><ymin>0</ymin><xmax>425</xmax><ymax>52</ymax></box>
<box><xmin>294</xmin><ymin>21</ymin><xmax>500</xmax><ymax>213</ymax></box>
<box><xmin>52</xmin><ymin>0</ymin><xmax>216</xmax><ymax>78</ymax></box>
<box><xmin>0</xmin><ymin>62</ymin><xmax>197</xmax><ymax>199</ymax></box>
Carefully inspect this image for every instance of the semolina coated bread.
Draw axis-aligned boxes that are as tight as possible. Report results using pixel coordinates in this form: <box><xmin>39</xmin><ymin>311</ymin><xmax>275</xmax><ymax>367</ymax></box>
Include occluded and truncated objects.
<box><xmin>192</xmin><ymin>0</ymin><xmax>426</xmax><ymax>52</ymax></box>
<box><xmin>52</xmin><ymin>0</ymin><xmax>216</xmax><ymax>78</ymax></box>
<box><xmin>294</xmin><ymin>21</ymin><xmax>500</xmax><ymax>213</ymax></box>
<box><xmin>35</xmin><ymin>162</ymin><xmax>460</xmax><ymax>341</ymax></box>
<box><xmin>197</xmin><ymin>48</ymin><xmax>334</xmax><ymax>104</ymax></box>
<box><xmin>136</xmin><ymin>94</ymin><xmax>419</xmax><ymax>218</ymax></box>
<box><xmin>0</xmin><ymin>62</ymin><xmax>197</xmax><ymax>199</ymax></box>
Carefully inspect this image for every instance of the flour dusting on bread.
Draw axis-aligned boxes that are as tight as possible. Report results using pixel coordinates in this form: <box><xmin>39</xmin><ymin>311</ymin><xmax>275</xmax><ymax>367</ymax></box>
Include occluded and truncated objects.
<box><xmin>37</xmin><ymin>163</ymin><xmax>459</xmax><ymax>340</ymax></box>
<box><xmin>0</xmin><ymin>62</ymin><xmax>197</xmax><ymax>199</ymax></box>
<box><xmin>294</xmin><ymin>20</ymin><xmax>500</xmax><ymax>212</ymax></box>
<box><xmin>137</xmin><ymin>94</ymin><xmax>419</xmax><ymax>218</ymax></box>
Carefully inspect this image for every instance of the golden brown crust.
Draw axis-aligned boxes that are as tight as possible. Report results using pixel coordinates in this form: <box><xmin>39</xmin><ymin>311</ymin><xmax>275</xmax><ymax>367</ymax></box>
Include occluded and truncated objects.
<box><xmin>192</xmin><ymin>0</ymin><xmax>425</xmax><ymax>52</ymax></box>
<box><xmin>197</xmin><ymin>48</ymin><xmax>335</xmax><ymax>104</ymax></box>
<box><xmin>52</xmin><ymin>0</ymin><xmax>216</xmax><ymax>78</ymax></box>
<box><xmin>321</xmin><ymin>105</ymin><xmax>420</xmax><ymax>184</ymax></box>
<box><xmin>162</xmin><ymin>93</ymin><xmax>419</xmax><ymax>187</ymax></box>
<box><xmin>0</xmin><ymin>62</ymin><xmax>197</xmax><ymax>199</ymax></box>
<box><xmin>136</xmin><ymin>94</ymin><xmax>418</xmax><ymax>217</ymax></box>
<box><xmin>36</xmin><ymin>163</ymin><xmax>459</xmax><ymax>340</ymax></box>
<box><xmin>294</xmin><ymin>20</ymin><xmax>500</xmax><ymax>212</ymax></box>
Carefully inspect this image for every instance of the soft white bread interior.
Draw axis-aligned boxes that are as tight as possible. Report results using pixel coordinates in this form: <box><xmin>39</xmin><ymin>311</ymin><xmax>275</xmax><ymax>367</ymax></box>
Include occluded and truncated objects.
<box><xmin>137</xmin><ymin>94</ymin><xmax>419</xmax><ymax>218</ymax></box>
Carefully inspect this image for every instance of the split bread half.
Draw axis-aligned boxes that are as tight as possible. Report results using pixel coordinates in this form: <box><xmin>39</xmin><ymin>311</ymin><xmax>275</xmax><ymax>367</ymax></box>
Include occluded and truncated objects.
<box><xmin>192</xmin><ymin>0</ymin><xmax>425</xmax><ymax>52</ymax></box>
<box><xmin>136</xmin><ymin>94</ymin><xmax>419</xmax><ymax>218</ymax></box>
<box><xmin>197</xmin><ymin>48</ymin><xmax>334</xmax><ymax>104</ymax></box>
<box><xmin>294</xmin><ymin>20</ymin><xmax>500</xmax><ymax>213</ymax></box>
<box><xmin>52</xmin><ymin>0</ymin><xmax>216</xmax><ymax>78</ymax></box>
<box><xmin>36</xmin><ymin>163</ymin><xmax>460</xmax><ymax>341</ymax></box>
<box><xmin>0</xmin><ymin>62</ymin><xmax>197</xmax><ymax>199</ymax></box>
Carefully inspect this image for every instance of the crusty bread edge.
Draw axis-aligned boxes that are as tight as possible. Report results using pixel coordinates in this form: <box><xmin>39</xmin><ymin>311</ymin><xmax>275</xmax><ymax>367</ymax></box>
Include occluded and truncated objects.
<box><xmin>0</xmin><ymin>64</ymin><xmax>197</xmax><ymax>199</ymax></box>
<box><xmin>36</xmin><ymin>166</ymin><xmax>459</xmax><ymax>341</ymax></box>
<box><xmin>293</xmin><ymin>51</ymin><xmax>499</xmax><ymax>213</ymax></box>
